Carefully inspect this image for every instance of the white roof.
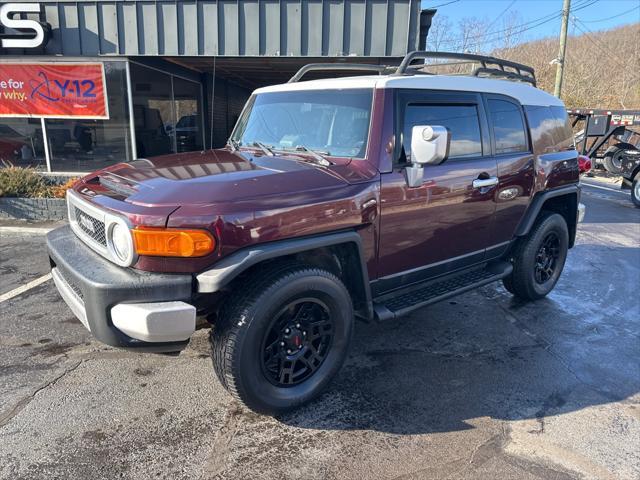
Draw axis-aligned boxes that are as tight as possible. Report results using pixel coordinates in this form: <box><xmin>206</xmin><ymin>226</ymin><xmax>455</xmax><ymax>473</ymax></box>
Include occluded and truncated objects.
<box><xmin>254</xmin><ymin>74</ymin><xmax>564</xmax><ymax>107</ymax></box>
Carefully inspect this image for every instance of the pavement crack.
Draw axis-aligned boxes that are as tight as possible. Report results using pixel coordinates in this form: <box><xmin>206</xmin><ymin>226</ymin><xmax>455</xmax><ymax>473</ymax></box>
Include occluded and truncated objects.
<box><xmin>0</xmin><ymin>359</ymin><xmax>83</xmax><ymax>429</ymax></box>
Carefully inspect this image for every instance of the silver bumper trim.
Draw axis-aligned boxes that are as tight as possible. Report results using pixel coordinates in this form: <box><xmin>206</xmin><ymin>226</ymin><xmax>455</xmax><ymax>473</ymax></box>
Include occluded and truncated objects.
<box><xmin>577</xmin><ymin>202</ymin><xmax>586</xmax><ymax>223</ymax></box>
<box><xmin>111</xmin><ymin>302</ymin><xmax>196</xmax><ymax>343</ymax></box>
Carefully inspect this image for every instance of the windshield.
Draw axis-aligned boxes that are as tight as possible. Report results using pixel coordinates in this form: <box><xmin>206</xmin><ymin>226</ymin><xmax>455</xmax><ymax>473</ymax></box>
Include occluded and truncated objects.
<box><xmin>231</xmin><ymin>89</ymin><xmax>373</xmax><ymax>158</ymax></box>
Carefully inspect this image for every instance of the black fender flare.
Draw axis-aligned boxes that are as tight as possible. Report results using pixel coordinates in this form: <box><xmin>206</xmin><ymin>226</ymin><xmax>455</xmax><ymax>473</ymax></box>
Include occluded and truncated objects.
<box><xmin>196</xmin><ymin>230</ymin><xmax>373</xmax><ymax>319</ymax></box>
<box><xmin>515</xmin><ymin>184</ymin><xmax>581</xmax><ymax>238</ymax></box>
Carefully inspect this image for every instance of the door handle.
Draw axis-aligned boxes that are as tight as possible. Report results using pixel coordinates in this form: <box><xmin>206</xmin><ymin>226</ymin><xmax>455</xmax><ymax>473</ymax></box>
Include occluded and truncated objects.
<box><xmin>472</xmin><ymin>176</ymin><xmax>499</xmax><ymax>189</ymax></box>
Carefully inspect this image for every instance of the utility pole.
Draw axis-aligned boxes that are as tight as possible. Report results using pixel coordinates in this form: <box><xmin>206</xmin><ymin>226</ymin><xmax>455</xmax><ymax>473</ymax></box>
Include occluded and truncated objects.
<box><xmin>554</xmin><ymin>0</ymin><xmax>571</xmax><ymax>98</ymax></box>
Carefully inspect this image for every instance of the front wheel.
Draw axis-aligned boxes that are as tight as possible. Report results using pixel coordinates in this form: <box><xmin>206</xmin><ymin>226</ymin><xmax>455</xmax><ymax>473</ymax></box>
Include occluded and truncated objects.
<box><xmin>503</xmin><ymin>212</ymin><xmax>569</xmax><ymax>301</ymax></box>
<box><xmin>210</xmin><ymin>263</ymin><xmax>354</xmax><ymax>415</ymax></box>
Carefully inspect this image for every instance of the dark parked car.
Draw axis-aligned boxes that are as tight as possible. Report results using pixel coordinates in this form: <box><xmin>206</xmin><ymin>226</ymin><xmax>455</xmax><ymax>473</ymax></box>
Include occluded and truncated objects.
<box><xmin>47</xmin><ymin>52</ymin><xmax>583</xmax><ymax>414</ymax></box>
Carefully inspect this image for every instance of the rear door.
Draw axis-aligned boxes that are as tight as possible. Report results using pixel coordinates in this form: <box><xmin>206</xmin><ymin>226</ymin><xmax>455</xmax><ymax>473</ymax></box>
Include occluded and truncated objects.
<box><xmin>483</xmin><ymin>95</ymin><xmax>535</xmax><ymax>253</ymax></box>
<box><xmin>376</xmin><ymin>90</ymin><xmax>498</xmax><ymax>293</ymax></box>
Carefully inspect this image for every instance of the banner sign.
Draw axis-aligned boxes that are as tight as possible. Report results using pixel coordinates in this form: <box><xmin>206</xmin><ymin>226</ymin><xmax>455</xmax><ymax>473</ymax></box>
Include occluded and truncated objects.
<box><xmin>0</xmin><ymin>63</ymin><xmax>109</xmax><ymax>119</ymax></box>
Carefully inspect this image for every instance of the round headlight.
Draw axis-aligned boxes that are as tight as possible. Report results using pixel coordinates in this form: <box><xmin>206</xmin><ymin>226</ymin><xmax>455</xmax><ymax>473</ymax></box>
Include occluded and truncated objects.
<box><xmin>110</xmin><ymin>222</ymin><xmax>132</xmax><ymax>263</ymax></box>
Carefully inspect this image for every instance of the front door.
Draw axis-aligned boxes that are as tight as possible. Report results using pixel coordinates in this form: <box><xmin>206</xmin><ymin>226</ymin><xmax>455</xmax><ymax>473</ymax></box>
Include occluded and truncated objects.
<box><xmin>376</xmin><ymin>90</ymin><xmax>497</xmax><ymax>293</ymax></box>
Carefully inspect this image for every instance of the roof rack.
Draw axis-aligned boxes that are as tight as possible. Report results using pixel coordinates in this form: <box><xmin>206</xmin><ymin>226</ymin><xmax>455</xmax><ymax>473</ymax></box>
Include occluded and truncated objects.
<box><xmin>288</xmin><ymin>63</ymin><xmax>389</xmax><ymax>83</ymax></box>
<box><xmin>395</xmin><ymin>51</ymin><xmax>536</xmax><ymax>86</ymax></box>
<box><xmin>287</xmin><ymin>51</ymin><xmax>536</xmax><ymax>86</ymax></box>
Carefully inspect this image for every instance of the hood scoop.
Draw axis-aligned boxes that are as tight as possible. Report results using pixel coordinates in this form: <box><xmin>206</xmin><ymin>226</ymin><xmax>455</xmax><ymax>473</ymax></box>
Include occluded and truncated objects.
<box><xmin>98</xmin><ymin>175</ymin><xmax>139</xmax><ymax>197</ymax></box>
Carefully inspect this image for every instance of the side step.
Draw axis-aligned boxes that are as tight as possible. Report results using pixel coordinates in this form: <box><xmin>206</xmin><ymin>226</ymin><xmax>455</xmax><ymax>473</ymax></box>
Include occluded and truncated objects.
<box><xmin>373</xmin><ymin>261</ymin><xmax>513</xmax><ymax>321</ymax></box>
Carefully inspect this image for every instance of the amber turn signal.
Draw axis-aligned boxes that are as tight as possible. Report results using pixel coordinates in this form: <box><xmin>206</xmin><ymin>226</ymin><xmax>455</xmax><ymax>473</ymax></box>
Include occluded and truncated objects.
<box><xmin>132</xmin><ymin>227</ymin><xmax>216</xmax><ymax>257</ymax></box>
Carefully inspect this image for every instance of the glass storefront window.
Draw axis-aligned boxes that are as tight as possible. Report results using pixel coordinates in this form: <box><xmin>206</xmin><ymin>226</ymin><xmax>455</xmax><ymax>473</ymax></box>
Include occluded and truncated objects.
<box><xmin>0</xmin><ymin>119</ymin><xmax>46</xmax><ymax>168</ymax></box>
<box><xmin>0</xmin><ymin>60</ymin><xmax>204</xmax><ymax>173</ymax></box>
<box><xmin>173</xmin><ymin>77</ymin><xmax>204</xmax><ymax>152</ymax></box>
<box><xmin>130</xmin><ymin>63</ymin><xmax>203</xmax><ymax>157</ymax></box>
<box><xmin>46</xmin><ymin>62</ymin><xmax>132</xmax><ymax>172</ymax></box>
<box><xmin>130</xmin><ymin>63</ymin><xmax>174</xmax><ymax>157</ymax></box>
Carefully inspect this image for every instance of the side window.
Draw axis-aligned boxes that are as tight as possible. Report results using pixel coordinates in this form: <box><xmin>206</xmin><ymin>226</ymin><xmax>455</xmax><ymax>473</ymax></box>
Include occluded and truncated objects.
<box><xmin>487</xmin><ymin>99</ymin><xmax>528</xmax><ymax>154</ymax></box>
<box><xmin>403</xmin><ymin>104</ymin><xmax>483</xmax><ymax>161</ymax></box>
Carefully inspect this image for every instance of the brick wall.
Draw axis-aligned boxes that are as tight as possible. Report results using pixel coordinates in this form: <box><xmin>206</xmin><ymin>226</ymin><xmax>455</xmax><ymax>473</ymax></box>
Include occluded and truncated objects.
<box><xmin>0</xmin><ymin>198</ymin><xmax>67</xmax><ymax>221</ymax></box>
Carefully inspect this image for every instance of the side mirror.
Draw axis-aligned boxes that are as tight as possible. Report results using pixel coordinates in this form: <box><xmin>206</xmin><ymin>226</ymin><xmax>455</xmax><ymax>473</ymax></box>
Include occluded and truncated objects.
<box><xmin>405</xmin><ymin>125</ymin><xmax>450</xmax><ymax>187</ymax></box>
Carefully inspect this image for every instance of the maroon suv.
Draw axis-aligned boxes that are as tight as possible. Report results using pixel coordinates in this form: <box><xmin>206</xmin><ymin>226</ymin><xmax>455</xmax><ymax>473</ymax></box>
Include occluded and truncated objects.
<box><xmin>47</xmin><ymin>52</ymin><xmax>584</xmax><ymax>414</ymax></box>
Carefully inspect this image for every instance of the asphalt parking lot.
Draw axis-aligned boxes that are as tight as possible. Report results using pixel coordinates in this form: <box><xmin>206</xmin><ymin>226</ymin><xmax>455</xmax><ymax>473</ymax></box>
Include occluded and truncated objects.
<box><xmin>0</xmin><ymin>178</ymin><xmax>638</xmax><ymax>480</ymax></box>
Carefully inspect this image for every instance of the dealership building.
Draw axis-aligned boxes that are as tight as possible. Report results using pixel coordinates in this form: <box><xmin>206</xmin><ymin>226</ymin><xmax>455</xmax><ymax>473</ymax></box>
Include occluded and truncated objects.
<box><xmin>0</xmin><ymin>0</ymin><xmax>433</xmax><ymax>173</ymax></box>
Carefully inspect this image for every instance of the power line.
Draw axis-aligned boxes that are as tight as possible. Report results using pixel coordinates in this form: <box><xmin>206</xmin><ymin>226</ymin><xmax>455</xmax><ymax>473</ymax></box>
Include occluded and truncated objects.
<box><xmin>486</xmin><ymin>0</ymin><xmax>518</xmax><ymax>30</ymax></box>
<box><xmin>442</xmin><ymin>11</ymin><xmax>564</xmax><ymax>51</ymax></box>
<box><xmin>580</xmin><ymin>5</ymin><xmax>640</xmax><ymax>23</ymax></box>
<box><xmin>433</xmin><ymin>0</ymin><xmax>599</xmax><ymax>49</ymax></box>
<box><xmin>426</xmin><ymin>0</ymin><xmax>461</xmax><ymax>9</ymax></box>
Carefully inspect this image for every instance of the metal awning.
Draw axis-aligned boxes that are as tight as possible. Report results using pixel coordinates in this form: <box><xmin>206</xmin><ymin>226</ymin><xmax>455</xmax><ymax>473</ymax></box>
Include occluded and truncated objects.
<box><xmin>2</xmin><ymin>0</ymin><xmax>433</xmax><ymax>58</ymax></box>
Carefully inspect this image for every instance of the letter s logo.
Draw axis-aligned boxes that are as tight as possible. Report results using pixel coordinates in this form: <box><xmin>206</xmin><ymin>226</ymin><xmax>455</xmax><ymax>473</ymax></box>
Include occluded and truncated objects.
<box><xmin>0</xmin><ymin>3</ymin><xmax>45</xmax><ymax>49</ymax></box>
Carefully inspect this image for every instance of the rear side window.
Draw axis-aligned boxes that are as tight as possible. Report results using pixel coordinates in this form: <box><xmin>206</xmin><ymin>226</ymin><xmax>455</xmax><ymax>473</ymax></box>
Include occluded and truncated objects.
<box><xmin>487</xmin><ymin>99</ymin><xmax>528</xmax><ymax>154</ymax></box>
<box><xmin>524</xmin><ymin>105</ymin><xmax>574</xmax><ymax>152</ymax></box>
<box><xmin>403</xmin><ymin>104</ymin><xmax>483</xmax><ymax>160</ymax></box>
<box><xmin>549</xmin><ymin>106</ymin><xmax>575</xmax><ymax>149</ymax></box>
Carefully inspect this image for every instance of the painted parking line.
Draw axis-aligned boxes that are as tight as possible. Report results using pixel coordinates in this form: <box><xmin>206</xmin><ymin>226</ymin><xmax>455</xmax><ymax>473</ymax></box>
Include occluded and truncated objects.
<box><xmin>0</xmin><ymin>274</ymin><xmax>52</xmax><ymax>304</ymax></box>
<box><xmin>580</xmin><ymin>182</ymin><xmax>630</xmax><ymax>195</ymax></box>
<box><xmin>0</xmin><ymin>225</ymin><xmax>58</xmax><ymax>235</ymax></box>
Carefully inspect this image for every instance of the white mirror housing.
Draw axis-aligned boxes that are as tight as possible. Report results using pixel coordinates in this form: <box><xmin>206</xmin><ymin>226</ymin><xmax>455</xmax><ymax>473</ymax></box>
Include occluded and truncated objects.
<box><xmin>404</xmin><ymin>125</ymin><xmax>450</xmax><ymax>187</ymax></box>
<box><xmin>410</xmin><ymin>125</ymin><xmax>449</xmax><ymax>166</ymax></box>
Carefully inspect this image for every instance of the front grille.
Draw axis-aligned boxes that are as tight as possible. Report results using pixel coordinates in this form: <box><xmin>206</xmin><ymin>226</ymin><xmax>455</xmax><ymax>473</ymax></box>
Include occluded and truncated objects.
<box><xmin>74</xmin><ymin>207</ymin><xmax>106</xmax><ymax>246</ymax></box>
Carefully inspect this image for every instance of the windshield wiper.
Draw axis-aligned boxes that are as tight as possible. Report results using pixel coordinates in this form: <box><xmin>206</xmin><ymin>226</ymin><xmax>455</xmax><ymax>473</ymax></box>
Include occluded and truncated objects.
<box><xmin>227</xmin><ymin>138</ymin><xmax>241</xmax><ymax>151</ymax></box>
<box><xmin>294</xmin><ymin>145</ymin><xmax>332</xmax><ymax>166</ymax></box>
<box><xmin>252</xmin><ymin>141</ymin><xmax>274</xmax><ymax>156</ymax></box>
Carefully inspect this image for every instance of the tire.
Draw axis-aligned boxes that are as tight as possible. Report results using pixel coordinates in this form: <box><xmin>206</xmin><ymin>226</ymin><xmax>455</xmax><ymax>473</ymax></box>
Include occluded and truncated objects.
<box><xmin>503</xmin><ymin>212</ymin><xmax>569</xmax><ymax>301</ymax></box>
<box><xmin>632</xmin><ymin>176</ymin><xmax>640</xmax><ymax>208</ymax></box>
<box><xmin>603</xmin><ymin>143</ymin><xmax>636</xmax><ymax>175</ymax></box>
<box><xmin>210</xmin><ymin>263</ymin><xmax>354</xmax><ymax>415</ymax></box>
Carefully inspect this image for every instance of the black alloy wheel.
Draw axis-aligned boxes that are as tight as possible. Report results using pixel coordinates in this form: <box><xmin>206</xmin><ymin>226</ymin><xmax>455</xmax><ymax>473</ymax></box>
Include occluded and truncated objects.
<box><xmin>261</xmin><ymin>299</ymin><xmax>334</xmax><ymax>387</ymax></box>
<box><xmin>534</xmin><ymin>232</ymin><xmax>560</xmax><ymax>284</ymax></box>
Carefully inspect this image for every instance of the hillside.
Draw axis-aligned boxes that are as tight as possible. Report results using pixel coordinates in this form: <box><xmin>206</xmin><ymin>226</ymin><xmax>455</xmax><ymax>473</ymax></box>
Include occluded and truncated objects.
<box><xmin>497</xmin><ymin>23</ymin><xmax>639</xmax><ymax>109</ymax></box>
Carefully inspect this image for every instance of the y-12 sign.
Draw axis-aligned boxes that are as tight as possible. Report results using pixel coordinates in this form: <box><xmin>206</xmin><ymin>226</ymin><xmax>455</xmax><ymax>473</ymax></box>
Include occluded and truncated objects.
<box><xmin>0</xmin><ymin>63</ymin><xmax>109</xmax><ymax>119</ymax></box>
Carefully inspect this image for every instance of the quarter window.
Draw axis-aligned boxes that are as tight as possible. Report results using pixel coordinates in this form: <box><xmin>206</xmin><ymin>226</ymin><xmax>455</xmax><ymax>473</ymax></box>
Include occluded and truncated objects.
<box><xmin>488</xmin><ymin>99</ymin><xmax>527</xmax><ymax>154</ymax></box>
<box><xmin>403</xmin><ymin>104</ymin><xmax>483</xmax><ymax>160</ymax></box>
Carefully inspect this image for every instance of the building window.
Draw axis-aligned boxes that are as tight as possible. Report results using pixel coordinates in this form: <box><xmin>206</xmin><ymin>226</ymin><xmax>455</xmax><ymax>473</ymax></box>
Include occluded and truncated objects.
<box><xmin>0</xmin><ymin>119</ymin><xmax>46</xmax><ymax>168</ymax></box>
<box><xmin>46</xmin><ymin>62</ymin><xmax>133</xmax><ymax>172</ymax></box>
<box><xmin>130</xmin><ymin>63</ymin><xmax>203</xmax><ymax>158</ymax></box>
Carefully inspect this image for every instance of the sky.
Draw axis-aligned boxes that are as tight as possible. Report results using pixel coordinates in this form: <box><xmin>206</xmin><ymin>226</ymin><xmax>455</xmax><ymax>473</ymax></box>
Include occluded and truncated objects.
<box><xmin>421</xmin><ymin>0</ymin><xmax>640</xmax><ymax>42</ymax></box>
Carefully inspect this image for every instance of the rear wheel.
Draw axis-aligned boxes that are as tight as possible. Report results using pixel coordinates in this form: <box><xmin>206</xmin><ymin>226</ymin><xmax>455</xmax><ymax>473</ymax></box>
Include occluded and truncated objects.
<box><xmin>503</xmin><ymin>212</ymin><xmax>569</xmax><ymax>301</ymax></box>
<box><xmin>210</xmin><ymin>263</ymin><xmax>354</xmax><ymax>415</ymax></box>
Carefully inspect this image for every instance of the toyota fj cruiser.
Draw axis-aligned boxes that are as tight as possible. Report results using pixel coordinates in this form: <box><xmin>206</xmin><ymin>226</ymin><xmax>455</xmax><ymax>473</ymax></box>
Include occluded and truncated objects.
<box><xmin>47</xmin><ymin>52</ymin><xmax>584</xmax><ymax>414</ymax></box>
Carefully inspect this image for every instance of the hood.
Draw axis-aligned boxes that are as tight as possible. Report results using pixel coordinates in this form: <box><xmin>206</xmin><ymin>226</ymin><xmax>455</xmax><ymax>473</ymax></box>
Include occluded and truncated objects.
<box><xmin>80</xmin><ymin>149</ymin><xmax>357</xmax><ymax>207</ymax></box>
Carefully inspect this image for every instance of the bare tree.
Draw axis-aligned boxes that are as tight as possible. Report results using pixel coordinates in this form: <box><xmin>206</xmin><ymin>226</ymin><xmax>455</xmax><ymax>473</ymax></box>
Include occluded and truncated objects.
<box><xmin>427</xmin><ymin>15</ymin><xmax>454</xmax><ymax>52</ymax></box>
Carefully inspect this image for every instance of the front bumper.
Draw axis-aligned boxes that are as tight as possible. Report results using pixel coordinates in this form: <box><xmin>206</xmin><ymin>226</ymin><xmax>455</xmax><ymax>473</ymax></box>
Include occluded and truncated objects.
<box><xmin>47</xmin><ymin>226</ymin><xmax>195</xmax><ymax>352</ymax></box>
